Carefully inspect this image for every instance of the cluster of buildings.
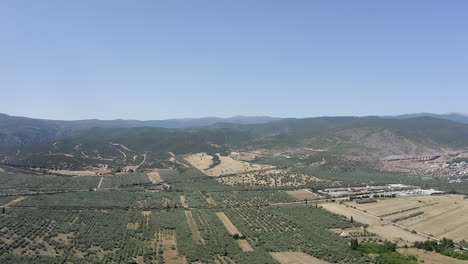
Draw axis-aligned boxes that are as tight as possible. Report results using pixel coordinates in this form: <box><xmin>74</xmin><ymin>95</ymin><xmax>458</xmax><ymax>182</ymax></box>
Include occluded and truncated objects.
<box><xmin>319</xmin><ymin>184</ymin><xmax>445</xmax><ymax>198</ymax></box>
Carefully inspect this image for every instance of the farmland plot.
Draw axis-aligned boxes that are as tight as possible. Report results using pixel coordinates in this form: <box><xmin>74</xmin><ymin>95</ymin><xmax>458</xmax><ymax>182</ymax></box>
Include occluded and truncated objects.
<box><xmin>350</xmin><ymin>195</ymin><xmax>468</xmax><ymax>242</ymax></box>
<box><xmin>210</xmin><ymin>190</ymin><xmax>295</xmax><ymax>207</ymax></box>
<box><xmin>221</xmin><ymin>206</ymin><xmax>370</xmax><ymax>263</ymax></box>
<box><xmin>216</xmin><ymin>212</ymin><xmax>253</xmax><ymax>251</ymax></box>
<box><xmin>321</xmin><ymin>202</ymin><xmax>429</xmax><ymax>245</ymax></box>
<box><xmin>184</xmin><ymin>153</ymin><xmax>274</xmax><ymax>176</ymax></box>
<box><xmin>185</xmin><ymin>210</ymin><xmax>204</xmax><ymax>244</ymax></box>
<box><xmin>160</xmin><ymin>229</ymin><xmax>185</xmax><ymax>264</ymax></box>
<box><xmin>397</xmin><ymin>248</ymin><xmax>468</xmax><ymax>264</ymax></box>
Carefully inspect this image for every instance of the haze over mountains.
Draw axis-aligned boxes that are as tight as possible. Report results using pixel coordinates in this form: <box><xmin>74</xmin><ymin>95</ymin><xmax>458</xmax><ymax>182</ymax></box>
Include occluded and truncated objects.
<box><xmin>1</xmin><ymin>111</ymin><xmax>468</xmax><ymax>173</ymax></box>
<box><xmin>1</xmin><ymin>112</ymin><xmax>467</xmax><ymax>149</ymax></box>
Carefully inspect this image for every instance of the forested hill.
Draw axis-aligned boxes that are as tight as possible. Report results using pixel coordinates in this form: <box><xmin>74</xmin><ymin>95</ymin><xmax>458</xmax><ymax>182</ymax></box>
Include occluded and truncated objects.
<box><xmin>2</xmin><ymin>115</ymin><xmax>468</xmax><ymax>159</ymax></box>
<box><xmin>0</xmin><ymin>113</ymin><xmax>279</xmax><ymax>148</ymax></box>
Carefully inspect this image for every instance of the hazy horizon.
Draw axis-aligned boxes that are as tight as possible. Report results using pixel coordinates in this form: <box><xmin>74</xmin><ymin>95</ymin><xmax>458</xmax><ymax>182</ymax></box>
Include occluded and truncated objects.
<box><xmin>2</xmin><ymin>111</ymin><xmax>468</xmax><ymax>122</ymax></box>
<box><xmin>2</xmin><ymin>0</ymin><xmax>467</xmax><ymax>120</ymax></box>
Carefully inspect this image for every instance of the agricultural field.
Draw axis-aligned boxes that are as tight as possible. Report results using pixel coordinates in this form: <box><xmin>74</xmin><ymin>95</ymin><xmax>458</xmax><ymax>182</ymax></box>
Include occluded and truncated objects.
<box><xmin>100</xmin><ymin>173</ymin><xmax>152</xmax><ymax>188</ymax></box>
<box><xmin>270</xmin><ymin>252</ymin><xmax>332</xmax><ymax>264</ymax></box>
<box><xmin>321</xmin><ymin>202</ymin><xmax>429</xmax><ymax>245</ymax></box>
<box><xmin>0</xmin><ymin>172</ymin><xmax>100</xmax><ymax>190</ymax></box>
<box><xmin>210</xmin><ymin>190</ymin><xmax>295</xmax><ymax>207</ymax></box>
<box><xmin>347</xmin><ymin>195</ymin><xmax>468</xmax><ymax>243</ymax></box>
<box><xmin>2</xmin><ymin>153</ymin><xmax>468</xmax><ymax>263</ymax></box>
<box><xmin>217</xmin><ymin>169</ymin><xmax>327</xmax><ymax>187</ymax></box>
<box><xmin>397</xmin><ymin>248</ymin><xmax>468</xmax><ymax>264</ymax></box>
<box><xmin>184</xmin><ymin>152</ymin><xmax>274</xmax><ymax>177</ymax></box>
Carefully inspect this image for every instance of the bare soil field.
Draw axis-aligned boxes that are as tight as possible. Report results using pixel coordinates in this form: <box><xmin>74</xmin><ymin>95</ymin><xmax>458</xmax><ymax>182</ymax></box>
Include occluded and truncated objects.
<box><xmin>180</xmin><ymin>196</ymin><xmax>189</xmax><ymax>209</ymax></box>
<box><xmin>3</xmin><ymin>196</ymin><xmax>26</xmax><ymax>207</ymax></box>
<box><xmin>216</xmin><ymin>212</ymin><xmax>241</xmax><ymax>235</ymax></box>
<box><xmin>147</xmin><ymin>170</ymin><xmax>162</xmax><ymax>183</ymax></box>
<box><xmin>48</xmin><ymin>170</ymin><xmax>97</xmax><ymax>176</ymax></box>
<box><xmin>286</xmin><ymin>189</ymin><xmax>322</xmax><ymax>200</ymax></box>
<box><xmin>398</xmin><ymin>248</ymin><xmax>468</xmax><ymax>264</ymax></box>
<box><xmin>127</xmin><ymin>222</ymin><xmax>139</xmax><ymax>229</ymax></box>
<box><xmin>97</xmin><ymin>176</ymin><xmax>104</xmax><ymax>189</ymax></box>
<box><xmin>228</xmin><ymin>151</ymin><xmax>258</xmax><ymax>161</ymax></box>
<box><xmin>185</xmin><ymin>211</ymin><xmax>204</xmax><ymax>244</ymax></box>
<box><xmin>216</xmin><ymin>212</ymin><xmax>253</xmax><ymax>251</ymax></box>
<box><xmin>160</xmin><ymin>230</ymin><xmax>184</xmax><ymax>264</ymax></box>
<box><xmin>321</xmin><ymin>202</ymin><xmax>427</xmax><ymax>245</ymax></box>
<box><xmin>204</xmin><ymin>193</ymin><xmax>217</xmax><ymax>207</ymax></box>
<box><xmin>270</xmin><ymin>252</ymin><xmax>332</xmax><ymax>264</ymax></box>
<box><xmin>0</xmin><ymin>167</ymin><xmax>5</xmax><ymax>172</ymax></box>
<box><xmin>350</xmin><ymin>195</ymin><xmax>468</xmax><ymax>242</ymax></box>
<box><xmin>238</xmin><ymin>240</ymin><xmax>253</xmax><ymax>251</ymax></box>
<box><xmin>184</xmin><ymin>152</ymin><xmax>274</xmax><ymax>176</ymax></box>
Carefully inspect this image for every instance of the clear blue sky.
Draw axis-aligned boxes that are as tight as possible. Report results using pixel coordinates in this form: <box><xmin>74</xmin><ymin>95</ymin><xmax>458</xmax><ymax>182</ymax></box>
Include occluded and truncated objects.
<box><xmin>1</xmin><ymin>0</ymin><xmax>467</xmax><ymax>120</ymax></box>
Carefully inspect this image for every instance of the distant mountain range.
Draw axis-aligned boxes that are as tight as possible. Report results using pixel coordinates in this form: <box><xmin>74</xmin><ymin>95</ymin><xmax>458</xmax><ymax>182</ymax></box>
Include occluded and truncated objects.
<box><xmin>0</xmin><ymin>113</ymin><xmax>280</xmax><ymax>148</ymax></box>
<box><xmin>1</xmin><ymin>112</ymin><xmax>468</xmax><ymax>171</ymax></box>
<box><xmin>389</xmin><ymin>112</ymin><xmax>468</xmax><ymax>124</ymax></box>
<box><xmin>1</xmin><ymin>112</ymin><xmax>467</xmax><ymax>150</ymax></box>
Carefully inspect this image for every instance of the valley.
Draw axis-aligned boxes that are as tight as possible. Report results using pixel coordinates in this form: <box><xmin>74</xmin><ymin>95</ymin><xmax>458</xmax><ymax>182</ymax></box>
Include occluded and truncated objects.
<box><xmin>0</xmin><ymin>115</ymin><xmax>468</xmax><ymax>263</ymax></box>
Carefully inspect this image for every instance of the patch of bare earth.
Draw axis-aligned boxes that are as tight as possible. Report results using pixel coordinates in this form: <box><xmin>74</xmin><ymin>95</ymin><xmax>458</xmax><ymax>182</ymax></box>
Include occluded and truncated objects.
<box><xmin>48</xmin><ymin>170</ymin><xmax>97</xmax><ymax>176</ymax></box>
<box><xmin>147</xmin><ymin>170</ymin><xmax>162</xmax><ymax>183</ymax></box>
<box><xmin>127</xmin><ymin>222</ymin><xmax>139</xmax><ymax>229</ymax></box>
<box><xmin>398</xmin><ymin>248</ymin><xmax>468</xmax><ymax>264</ymax></box>
<box><xmin>3</xmin><ymin>196</ymin><xmax>26</xmax><ymax>207</ymax></box>
<box><xmin>0</xmin><ymin>167</ymin><xmax>5</xmax><ymax>172</ymax></box>
<box><xmin>180</xmin><ymin>196</ymin><xmax>189</xmax><ymax>209</ymax></box>
<box><xmin>216</xmin><ymin>212</ymin><xmax>253</xmax><ymax>251</ymax></box>
<box><xmin>286</xmin><ymin>189</ymin><xmax>322</xmax><ymax>200</ymax></box>
<box><xmin>270</xmin><ymin>252</ymin><xmax>332</xmax><ymax>264</ymax></box>
<box><xmin>160</xmin><ymin>229</ymin><xmax>184</xmax><ymax>264</ymax></box>
<box><xmin>204</xmin><ymin>193</ymin><xmax>217</xmax><ymax>207</ymax></box>
<box><xmin>134</xmin><ymin>256</ymin><xmax>145</xmax><ymax>264</ymax></box>
<box><xmin>185</xmin><ymin>210</ymin><xmax>204</xmax><ymax>244</ymax></box>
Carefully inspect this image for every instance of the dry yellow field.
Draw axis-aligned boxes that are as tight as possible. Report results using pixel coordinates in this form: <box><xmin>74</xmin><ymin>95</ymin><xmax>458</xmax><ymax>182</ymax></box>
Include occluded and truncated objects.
<box><xmin>216</xmin><ymin>212</ymin><xmax>253</xmax><ymax>251</ymax></box>
<box><xmin>3</xmin><ymin>196</ymin><xmax>26</xmax><ymax>207</ymax></box>
<box><xmin>269</xmin><ymin>252</ymin><xmax>331</xmax><ymax>264</ymax></box>
<box><xmin>216</xmin><ymin>212</ymin><xmax>242</xmax><ymax>235</ymax></box>
<box><xmin>228</xmin><ymin>151</ymin><xmax>258</xmax><ymax>161</ymax></box>
<box><xmin>147</xmin><ymin>170</ymin><xmax>162</xmax><ymax>183</ymax></box>
<box><xmin>160</xmin><ymin>230</ymin><xmax>185</xmax><ymax>264</ymax></box>
<box><xmin>180</xmin><ymin>195</ymin><xmax>189</xmax><ymax>209</ymax></box>
<box><xmin>184</xmin><ymin>152</ymin><xmax>274</xmax><ymax>176</ymax></box>
<box><xmin>398</xmin><ymin>248</ymin><xmax>468</xmax><ymax>264</ymax></box>
<box><xmin>350</xmin><ymin>195</ymin><xmax>468</xmax><ymax>242</ymax></box>
<box><xmin>321</xmin><ymin>202</ymin><xmax>428</xmax><ymax>245</ymax></box>
<box><xmin>48</xmin><ymin>170</ymin><xmax>97</xmax><ymax>176</ymax></box>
